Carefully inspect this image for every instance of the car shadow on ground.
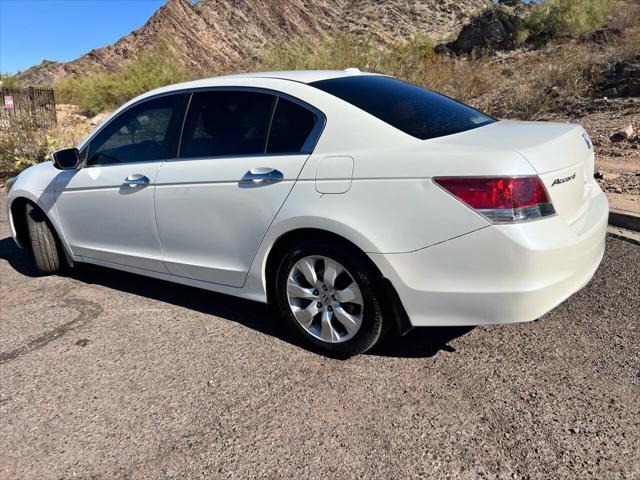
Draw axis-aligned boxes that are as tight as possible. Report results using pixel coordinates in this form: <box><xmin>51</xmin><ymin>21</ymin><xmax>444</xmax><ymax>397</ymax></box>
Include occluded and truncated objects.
<box><xmin>0</xmin><ymin>236</ymin><xmax>472</xmax><ymax>359</ymax></box>
<box><xmin>0</xmin><ymin>237</ymin><xmax>40</xmax><ymax>277</ymax></box>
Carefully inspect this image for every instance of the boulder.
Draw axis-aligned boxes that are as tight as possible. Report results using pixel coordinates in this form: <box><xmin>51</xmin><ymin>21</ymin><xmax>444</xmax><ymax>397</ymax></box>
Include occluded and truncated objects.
<box><xmin>496</xmin><ymin>0</ymin><xmax>521</xmax><ymax>6</ymax></box>
<box><xmin>598</xmin><ymin>56</ymin><xmax>640</xmax><ymax>98</ymax></box>
<box><xmin>610</xmin><ymin>125</ymin><xmax>635</xmax><ymax>142</ymax></box>
<box><xmin>436</xmin><ymin>7</ymin><xmax>520</xmax><ymax>56</ymax></box>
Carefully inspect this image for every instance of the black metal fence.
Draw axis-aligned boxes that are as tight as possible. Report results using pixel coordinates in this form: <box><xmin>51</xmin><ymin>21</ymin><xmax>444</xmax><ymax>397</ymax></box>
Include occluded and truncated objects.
<box><xmin>0</xmin><ymin>87</ymin><xmax>57</xmax><ymax>128</ymax></box>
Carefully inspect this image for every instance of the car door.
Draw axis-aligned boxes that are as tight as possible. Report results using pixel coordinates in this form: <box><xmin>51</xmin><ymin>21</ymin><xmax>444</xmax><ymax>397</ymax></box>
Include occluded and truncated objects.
<box><xmin>54</xmin><ymin>93</ymin><xmax>186</xmax><ymax>271</ymax></box>
<box><xmin>154</xmin><ymin>89</ymin><xmax>323</xmax><ymax>287</ymax></box>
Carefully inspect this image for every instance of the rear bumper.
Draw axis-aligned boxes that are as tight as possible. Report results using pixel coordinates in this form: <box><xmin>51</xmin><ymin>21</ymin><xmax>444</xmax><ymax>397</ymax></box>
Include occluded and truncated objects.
<box><xmin>371</xmin><ymin>185</ymin><xmax>608</xmax><ymax>327</ymax></box>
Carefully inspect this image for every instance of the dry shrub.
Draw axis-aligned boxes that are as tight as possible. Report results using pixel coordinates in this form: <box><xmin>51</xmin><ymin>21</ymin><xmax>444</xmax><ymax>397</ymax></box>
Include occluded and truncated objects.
<box><xmin>609</xmin><ymin>26</ymin><xmax>640</xmax><ymax>61</ymax></box>
<box><xmin>486</xmin><ymin>43</ymin><xmax>599</xmax><ymax>119</ymax></box>
<box><xmin>609</xmin><ymin>0</ymin><xmax>640</xmax><ymax>31</ymax></box>
<box><xmin>0</xmin><ymin>106</ymin><xmax>93</xmax><ymax>178</ymax></box>
<box><xmin>0</xmin><ymin>119</ymin><xmax>56</xmax><ymax>177</ymax></box>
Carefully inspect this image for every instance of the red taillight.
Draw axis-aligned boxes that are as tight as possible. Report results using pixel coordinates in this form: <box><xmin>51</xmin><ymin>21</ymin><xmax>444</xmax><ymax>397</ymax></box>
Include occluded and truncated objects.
<box><xmin>433</xmin><ymin>176</ymin><xmax>555</xmax><ymax>224</ymax></box>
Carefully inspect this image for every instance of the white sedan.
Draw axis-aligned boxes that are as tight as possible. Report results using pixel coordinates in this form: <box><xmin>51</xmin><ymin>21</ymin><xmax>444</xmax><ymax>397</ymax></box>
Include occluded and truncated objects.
<box><xmin>6</xmin><ymin>70</ymin><xmax>608</xmax><ymax>355</ymax></box>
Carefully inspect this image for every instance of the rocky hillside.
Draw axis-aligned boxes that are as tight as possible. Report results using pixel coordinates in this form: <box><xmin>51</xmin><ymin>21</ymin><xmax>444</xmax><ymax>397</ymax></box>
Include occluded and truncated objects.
<box><xmin>16</xmin><ymin>0</ymin><xmax>491</xmax><ymax>85</ymax></box>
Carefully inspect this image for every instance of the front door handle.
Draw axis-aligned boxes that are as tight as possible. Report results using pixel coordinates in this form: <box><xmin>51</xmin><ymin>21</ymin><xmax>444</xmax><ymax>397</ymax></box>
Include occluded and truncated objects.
<box><xmin>123</xmin><ymin>174</ymin><xmax>150</xmax><ymax>187</ymax></box>
<box><xmin>240</xmin><ymin>168</ymin><xmax>284</xmax><ymax>187</ymax></box>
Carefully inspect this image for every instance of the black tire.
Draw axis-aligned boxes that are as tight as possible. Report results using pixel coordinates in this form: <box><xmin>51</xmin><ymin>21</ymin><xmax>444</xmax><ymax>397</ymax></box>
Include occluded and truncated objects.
<box><xmin>25</xmin><ymin>202</ymin><xmax>63</xmax><ymax>275</ymax></box>
<box><xmin>274</xmin><ymin>239</ymin><xmax>387</xmax><ymax>356</ymax></box>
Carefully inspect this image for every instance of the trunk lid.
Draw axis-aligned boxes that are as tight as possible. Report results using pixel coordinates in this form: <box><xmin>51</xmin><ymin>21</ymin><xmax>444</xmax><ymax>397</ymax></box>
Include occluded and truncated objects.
<box><xmin>436</xmin><ymin>120</ymin><xmax>596</xmax><ymax>223</ymax></box>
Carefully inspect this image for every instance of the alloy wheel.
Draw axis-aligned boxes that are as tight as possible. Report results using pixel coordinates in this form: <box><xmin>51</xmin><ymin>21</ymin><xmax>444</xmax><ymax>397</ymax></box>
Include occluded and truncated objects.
<box><xmin>286</xmin><ymin>255</ymin><xmax>364</xmax><ymax>343</ymax></box>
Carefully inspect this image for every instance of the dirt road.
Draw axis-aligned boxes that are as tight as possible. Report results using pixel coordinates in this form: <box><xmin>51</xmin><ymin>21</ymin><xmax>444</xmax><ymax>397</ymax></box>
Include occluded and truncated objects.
<box><xmin>1</xmin><ymin>190</ymin><xmax>638</xmax><ymax>479</ymax></box>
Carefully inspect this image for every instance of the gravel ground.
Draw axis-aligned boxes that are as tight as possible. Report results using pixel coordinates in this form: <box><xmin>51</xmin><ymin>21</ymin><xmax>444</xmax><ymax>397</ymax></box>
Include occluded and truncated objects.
<box><xmin>0</xmin><ymin>191</ymin><xmax>639</xmax><ymax>480</ymax></box>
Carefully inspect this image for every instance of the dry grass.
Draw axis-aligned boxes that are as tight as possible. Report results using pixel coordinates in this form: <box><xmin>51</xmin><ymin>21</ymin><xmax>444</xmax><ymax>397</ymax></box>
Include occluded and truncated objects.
<box><xmin>261</xmin><ymin>34</ymin><xmax>495</xmax><ymax>107</ymax></box>
<box><xmin>0</xmin><ymin>105</ymin><xmax>94</xmax><ymax>178</ymax></box>
<box><xmin>482</xmin><ymin>43</ymin><xmax>601</xmax><ymax>119</ymax></box>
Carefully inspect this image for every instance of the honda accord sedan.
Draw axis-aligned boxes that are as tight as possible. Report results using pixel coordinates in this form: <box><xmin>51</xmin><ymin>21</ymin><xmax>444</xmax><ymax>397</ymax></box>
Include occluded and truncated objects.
<box><xmin>6</xmin><ymin>70</ymin><xmax>608</xmax><ymax>355</ymax></box>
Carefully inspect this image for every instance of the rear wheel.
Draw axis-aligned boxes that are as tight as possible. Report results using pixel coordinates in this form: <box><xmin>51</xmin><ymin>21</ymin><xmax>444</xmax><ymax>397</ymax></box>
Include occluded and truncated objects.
<box><xmin>274</xmin><ymin>240</ymin><xmax>386</xmax><ymax>356</ymax></box>
<box><xmin>25</xmin><ymin>203</ymin><xmax>63</xmax><ymax>275</ymax></box>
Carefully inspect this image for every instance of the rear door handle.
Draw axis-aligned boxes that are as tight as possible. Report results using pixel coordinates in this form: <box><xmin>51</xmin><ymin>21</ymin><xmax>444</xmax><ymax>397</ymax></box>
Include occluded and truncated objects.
<box><xmin>240</xmin><ymin>168</ymin><xmax>283</xmax><ymax>187</ymax></box>
<box><xmin>123</xmin><ymin>174</ymin><xmax>150</xmax><ymax>187</ymax></box>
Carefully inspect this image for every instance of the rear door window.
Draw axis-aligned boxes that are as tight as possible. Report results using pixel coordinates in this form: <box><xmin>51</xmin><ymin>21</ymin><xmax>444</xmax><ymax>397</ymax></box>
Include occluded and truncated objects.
<box><xmin>266</xmin><ymin>97</ymin><xmax>318</xmax><ymax>154</ymax></box>
<box><xmin>310</xmin><ymin>75</ymin><xmax>495</xmax><ymax>140</ymax></box>
<box><xmin>179</xmin><ymin>91</ymin><xmax>275</xmax><ymax>158</ymax></box>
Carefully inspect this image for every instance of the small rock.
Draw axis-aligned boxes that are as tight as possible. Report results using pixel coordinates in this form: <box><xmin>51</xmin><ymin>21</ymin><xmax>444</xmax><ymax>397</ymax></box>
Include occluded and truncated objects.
<box><xmin>90</xmin><ymin>112</ymin><xmax>109</xmax><ymax>126</ymax></box>
<box><xmin>75</xmin><ymin>338</ymin><xmax>89</xmax><ymax>347</ymax></box>
<box><xmin>611</xmin><ymin>184</ymin><xmax>623</xmax><ymax>194</ymax></box>
<box><xmin>569</xmin><ymin>426</ymin><xmax>581</xmax><ymax>434</ymax></box>
<box><xmin>610</xmin><ymin>124</ymin><xmax>634</xmax><ymax>142</ymax></box>
<box><xmin>601</xmin><ymin>172</ymin><xmax>620</xmax><ymax>181</ymax></box>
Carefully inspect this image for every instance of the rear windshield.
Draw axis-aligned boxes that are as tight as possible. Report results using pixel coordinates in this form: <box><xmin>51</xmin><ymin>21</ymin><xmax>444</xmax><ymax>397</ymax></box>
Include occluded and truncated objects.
<box><xmin>310</xmin><ymin>75</ymin><xmax>495</xmax><ymax>140</ymax></box>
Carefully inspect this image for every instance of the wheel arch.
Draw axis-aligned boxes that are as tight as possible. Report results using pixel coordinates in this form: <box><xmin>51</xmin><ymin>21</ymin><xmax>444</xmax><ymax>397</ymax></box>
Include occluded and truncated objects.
<box><xmin>264</xmin><ymin>227</ymin><xmax>413</xmax><ymax>336</ymax></box>
<box><xmin>9</xmin><ymin>195</ymin><xmax>74</xmax><ymax>266</ymax></box>
<box><xmin>9</xmin><ymin>196</ymin><xmax>32</xmax><ymax>249</ymax></box>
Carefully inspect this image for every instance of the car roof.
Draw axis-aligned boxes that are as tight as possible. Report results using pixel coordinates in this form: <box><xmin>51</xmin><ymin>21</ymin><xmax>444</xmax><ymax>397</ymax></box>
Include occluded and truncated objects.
<box><xmin>220</xmin><ymin>69</ymin><xmax>374</xmax><ymax>84</ymax></box>
<box><xmin>151</xmin><ymin>69</ymin><xmax>381</xmax><ymax>95</ymax></box>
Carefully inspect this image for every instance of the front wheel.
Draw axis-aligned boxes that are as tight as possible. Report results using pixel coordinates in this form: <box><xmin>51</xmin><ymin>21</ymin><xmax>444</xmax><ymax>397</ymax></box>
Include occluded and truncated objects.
<box><xmin>274</xmin><ymin>240</ymin><xmax>386</xmax><ymax>356</ymax></box>
<box><xmin>25</xmin><ymin>203</ymin><xmax>64</xmax><ymax>275</ymax></box>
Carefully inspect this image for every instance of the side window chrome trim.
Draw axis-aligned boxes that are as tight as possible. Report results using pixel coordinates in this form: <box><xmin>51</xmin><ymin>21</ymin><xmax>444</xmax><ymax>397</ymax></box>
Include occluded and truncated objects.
<box><xmin>80</xmin><ymin>86</ymin><xmax>327</xmax><ymax>167</ymax></box>
<box><xmin>168</xmin><ymin>152</ymin><xmax>313</xmax><ymax>163</ymax></box>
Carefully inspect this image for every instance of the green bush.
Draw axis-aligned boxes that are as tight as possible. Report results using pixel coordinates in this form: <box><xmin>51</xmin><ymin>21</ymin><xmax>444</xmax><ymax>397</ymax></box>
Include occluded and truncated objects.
<box><xmin>55</xmin><ymin>44</ymin><xmax>192</xmax><ymax>116</ymax></box>
<box><xmin>517</xmin><ymin>0</ymin><xmax>612</xmax><ymax>44</ymax></box>
<box><xmin>0</xmin><ymin>73</ymin><xmax>20</xmax><ymax>88</ymax></box>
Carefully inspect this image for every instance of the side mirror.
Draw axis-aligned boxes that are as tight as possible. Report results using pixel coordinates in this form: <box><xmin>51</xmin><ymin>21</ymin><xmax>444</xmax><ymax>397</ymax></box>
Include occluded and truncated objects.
<box><xmin>52</xmin><ymin>148</ymin><xmax>80</xmax><ymax>170</ymax></box>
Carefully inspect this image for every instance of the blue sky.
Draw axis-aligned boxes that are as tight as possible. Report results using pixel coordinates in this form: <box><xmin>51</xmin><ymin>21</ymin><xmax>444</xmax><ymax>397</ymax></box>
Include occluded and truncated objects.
<box><xmin>0</xmin><ymin>0</ymin><xmax>173</xmax><ymax>74</ymax></box>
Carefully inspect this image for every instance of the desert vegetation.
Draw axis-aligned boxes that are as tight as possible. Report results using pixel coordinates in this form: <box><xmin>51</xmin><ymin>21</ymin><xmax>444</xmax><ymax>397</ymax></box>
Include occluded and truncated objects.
<box><xmin>1</xmin><ymin>0</ymin><xmax>638</xmax><ymax>180</ymax></box>
<box><xmin>1</xmin><ymin>44</ymin><xmax>191</xmax><ymax>177</ymax></box>
<box><xmin>261</xmin><ymin>0</ymin><xmax>638</xmax><ymax>120</ymax></box>
<box><xmin>54</xmin><ymin>44</ymin><xmax>192</xmax><ymax>116</ymax></box>
<box><xmin>0</xmin><ymin>107</ymin><xmax>93</xmax><ymax>178</ymax></box>
<box><xmin>0</xmin><ymin>73</ymin><xmax>20</xmax><ymax>88</ymax></box>
<box><xmin>515</xmin><ymin>0</ymin><xmax>612</xmax><ymax>44</ymax></box>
